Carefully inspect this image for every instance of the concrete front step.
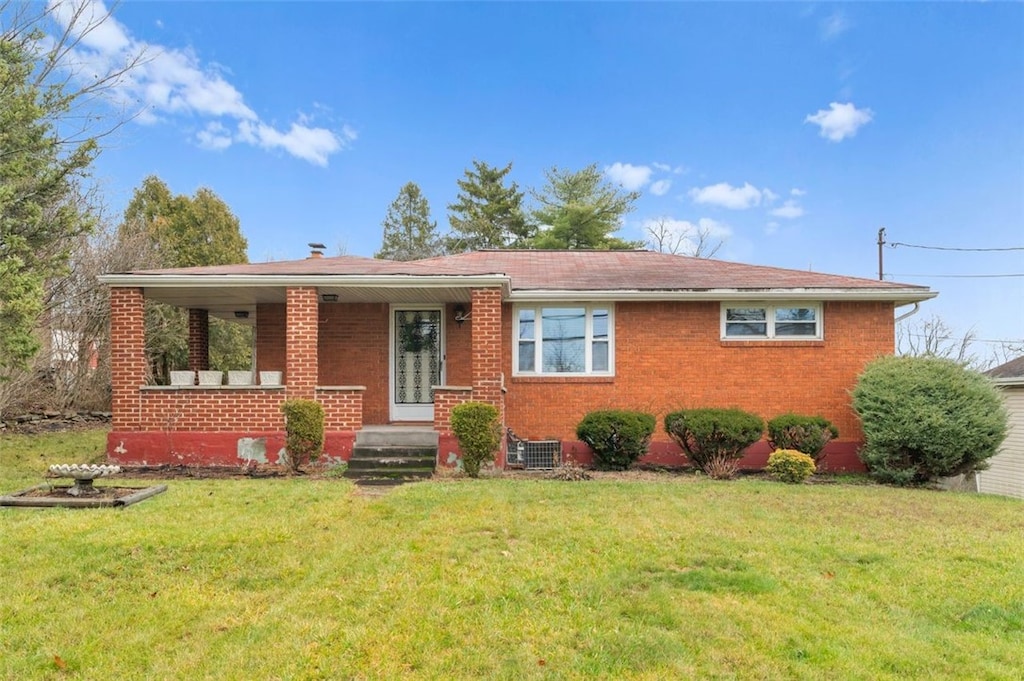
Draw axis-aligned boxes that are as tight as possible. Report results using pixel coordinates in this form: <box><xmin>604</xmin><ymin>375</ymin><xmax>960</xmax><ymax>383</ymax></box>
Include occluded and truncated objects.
<box><xmin>355</xmin><ymin>426</ymin><xmax>438</xmax><ymax>448</ymax></box>
<box><xmin>345</xmin><ymin>443</ymin><xmax>437</xmax><ymax>482</ymax></box>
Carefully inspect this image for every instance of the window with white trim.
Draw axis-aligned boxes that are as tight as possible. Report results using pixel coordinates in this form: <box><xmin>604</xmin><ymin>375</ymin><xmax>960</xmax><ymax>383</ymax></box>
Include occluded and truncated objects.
<box><xmin>514</xmin><ymin>304</ymin><xmax>613</xmax><ymax>375</ymax></box>
<box><xmin>722</xmin><ymin>303</ymin><xmax>822</xmax><ymax>340</ymax></box>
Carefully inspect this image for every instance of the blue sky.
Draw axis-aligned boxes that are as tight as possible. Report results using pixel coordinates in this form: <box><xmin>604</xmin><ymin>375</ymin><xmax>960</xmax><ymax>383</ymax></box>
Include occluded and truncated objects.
<box><xmin>43</xmin><ymin>1</ymin><xmax>1024</xmax><ymax>358</ymax></box>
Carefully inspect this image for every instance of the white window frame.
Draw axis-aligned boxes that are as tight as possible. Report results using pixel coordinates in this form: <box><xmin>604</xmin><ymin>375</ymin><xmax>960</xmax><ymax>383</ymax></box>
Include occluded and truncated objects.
<box><xmin>720</xmin><ymin>302</ymin><xmax>823</xmax><ymax>340</ymax></box>
<box><xmin>513</xmin><ymin>303</ymin><xmax>615</xmax><ymax>376</ymax></box>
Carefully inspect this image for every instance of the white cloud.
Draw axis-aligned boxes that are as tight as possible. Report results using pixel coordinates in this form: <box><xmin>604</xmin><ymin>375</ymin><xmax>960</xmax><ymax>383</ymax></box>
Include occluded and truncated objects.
<box><xmin>46</xmin><ymin>0</ymin><xmax>353</xmax><ymax>165</ymax></box>
<box><xmin>238</xmin><ymin>120</ymin><xmax>341</xmax><ymax>167</ymax></box>
<box><xmin>642</xmin><ymin>217</ymin><xmax>732</xmax><ymax>256</ymax></box>
<box><xmin>604</xmin><ymin>163</ymin><xmax>652</xmax><ymax>191</ymax></box>
<box><xmin>688</xmin><ymin>182</ymin><xmax>770</xmax><ymax>210</ymax></box>
<box><xmin>790</xmin><ymin>188</ymin><xmax>806</xmax><ymax>197</ymax></box>
<box><xmin>762</xmin><ymin>188</ymin><xmax>779</xmax><ymax>204</ymax></box>
<box><xmin>805</xmin><ymin>102</ymin><xmax>874</xmax><ymax>142</ymax></box>
<box><xmin>770</xmin><ymin>199</ymin><xmax>805</xmax><ymax>219</ymax></box>
<box><xmin>820</xmin><ymin>11</ymin><xmax>850</xmax><ymax>41</ymax></box>
<box><xmin>649</xmin><ymin>179</ymin><xmax>672</xmax><ymax>196</ymax></box>
<box><xmin>196</xmin><ymin>121</ymin><xmax>233</xmax><ymax>151</ymax></box>
<box><xmin>652</xmin><ymin>162</ymin><xmax>672</xmax><ymax>172</ymax></box>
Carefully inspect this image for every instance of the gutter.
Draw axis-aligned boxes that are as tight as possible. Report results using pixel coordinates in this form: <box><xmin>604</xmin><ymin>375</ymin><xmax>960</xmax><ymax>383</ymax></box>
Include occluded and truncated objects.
<box><xmin>508</xmin><ymin>288</ymin><xmax>938</xmax><ymax>304</ymax></box>
<box><xmin>98</xmin><ymin>273</ymin><xmax>513</xmax><ymax>294</ymax></box>
<box><xmin>894</xmin><ymin>302</ymin><xmax>921</xmax><ymax>322</ymax></box>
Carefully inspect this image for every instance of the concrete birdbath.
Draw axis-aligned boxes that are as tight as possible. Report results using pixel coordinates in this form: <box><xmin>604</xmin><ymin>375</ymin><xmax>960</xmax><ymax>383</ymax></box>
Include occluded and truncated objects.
<box><xmin>0</xmin><ymin>464</ymin><xmax>166</xmax><ymax>509</ymax></box>
<box><xmin>48</xmin><ymin>463</ymin><xmax>122</xmax><ymax>496</ymax></box>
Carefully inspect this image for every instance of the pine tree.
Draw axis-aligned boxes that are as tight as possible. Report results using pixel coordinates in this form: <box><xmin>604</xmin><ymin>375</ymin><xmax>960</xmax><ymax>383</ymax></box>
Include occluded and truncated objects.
<box><xmin>375</xmin><ymin>182</ymin><xmax>444</xmax><ymax>260</ymax></box>
<box><xmin>446</xmin><ymin>161</ymin><xmax>531</xmax><ymax>252</ymax></box>
<box><xmin>530</xmin><ymin>164</ymin><xmax>643</xmax><ymax>250</ymax></box>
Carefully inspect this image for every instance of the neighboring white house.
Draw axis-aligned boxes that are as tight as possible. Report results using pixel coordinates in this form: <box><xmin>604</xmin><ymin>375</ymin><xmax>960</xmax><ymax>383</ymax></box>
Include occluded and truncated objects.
<box><xmin>978</xmin><ymin>357</ymin><xmax>1024</xmax><ymax>500</ymax></box>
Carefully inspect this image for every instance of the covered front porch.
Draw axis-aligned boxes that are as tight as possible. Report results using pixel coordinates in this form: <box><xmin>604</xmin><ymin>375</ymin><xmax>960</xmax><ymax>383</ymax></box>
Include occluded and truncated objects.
<box><xmin>102</xmin><ymin>270</ymin><xmax>509</xmax><ymax>469</ymax></box>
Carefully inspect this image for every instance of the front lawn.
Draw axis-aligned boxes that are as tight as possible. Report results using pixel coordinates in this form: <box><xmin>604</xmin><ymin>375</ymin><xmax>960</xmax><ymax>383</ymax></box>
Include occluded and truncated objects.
<box><xmin>1</xmin><ymin>430</ymin><xmax>1022</xmax><ymax>679</ymax></box>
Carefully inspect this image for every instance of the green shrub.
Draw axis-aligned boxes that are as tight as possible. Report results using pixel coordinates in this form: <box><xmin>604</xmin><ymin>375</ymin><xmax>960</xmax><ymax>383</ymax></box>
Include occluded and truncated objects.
<box><xmin>767</xmin><ymin>414</ymin><xmax>838</xmax><ymax>463</ymax></box>
<box><xmin>575</xmin><ymin>410</ymin><xmax>656</xmax><ymax>470</ymax></box>
<box><xmin>451</xmin><ymin>401</ymin><xmax>501</xmax><ymax>478</ymax></box>
<box><xmin>664</xmin><ymin>408</ymin><xmax>764</xmax><ymax>479</ymax></box>
<box><xmin>280</xmin><ymin>399</ymin><xmax>324</xmax><ymax>473</ymax></box>
<box><xmin>766</xmin><ymin>449</ymin><xmax>817</xmax><ymax>484</ymax></box>
<box><xmin>852</xmin><ymin>356</ymin><xmax>1008</xmax><ymax>486</ymax></box>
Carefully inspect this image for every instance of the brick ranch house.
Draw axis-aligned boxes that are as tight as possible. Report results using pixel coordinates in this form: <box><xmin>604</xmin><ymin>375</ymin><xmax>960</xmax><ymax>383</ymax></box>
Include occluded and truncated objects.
<box><xmin>98</xmin><ymin>249</ymin><xmax>935</xmax><ymax>471</ymax></box>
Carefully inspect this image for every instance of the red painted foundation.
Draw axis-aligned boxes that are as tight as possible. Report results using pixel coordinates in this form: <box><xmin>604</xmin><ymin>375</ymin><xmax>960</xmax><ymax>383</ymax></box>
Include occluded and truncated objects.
<box><xmin>108</xmin><ymin>431</ymin><xmax>355</xmax><ymax>467</ymax></box>
<box><xmin>108</xmin><ymin>430</ymin><xmax>863</xmax><ymax>473</ymax></box>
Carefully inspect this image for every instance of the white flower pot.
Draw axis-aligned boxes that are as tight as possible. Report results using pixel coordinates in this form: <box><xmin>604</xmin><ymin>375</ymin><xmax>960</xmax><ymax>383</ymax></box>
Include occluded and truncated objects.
<box><xmin>227</xmin><ymin>371</ymin><xmax>254</xmax><ymax>385</ymax></box>
<box><xmin>169</xmin><ymin>371</ymin><xmax>195</xmax><ymax>386</ymax></box>
<box><xmin>259</xmin><ymin>371</ymin><xmax>282</xmax><ymax>386</ymax></box>
<box><xmin>198</xmin><ymin>370</ymin><xmax>223</xmax><ymax>386</ymax></box>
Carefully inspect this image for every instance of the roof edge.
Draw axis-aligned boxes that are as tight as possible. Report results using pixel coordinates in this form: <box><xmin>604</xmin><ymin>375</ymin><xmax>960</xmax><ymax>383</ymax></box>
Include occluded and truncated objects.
<box><xmin>98</xmin><ymin>273</ymin><xmax>512</xmax><ymax>291</ymax></box>
<box><xmin>507</xmin><ymin>289</ymin><xmax>938</xmax><ymax>303</ymax></box>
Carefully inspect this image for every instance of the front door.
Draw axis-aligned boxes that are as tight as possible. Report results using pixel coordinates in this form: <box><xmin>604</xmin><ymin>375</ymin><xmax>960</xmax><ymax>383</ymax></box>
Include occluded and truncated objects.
<box><xmin>390</xmin><ymin>307</ymin><xmax>444</xmax><ymax>421</ymax></box>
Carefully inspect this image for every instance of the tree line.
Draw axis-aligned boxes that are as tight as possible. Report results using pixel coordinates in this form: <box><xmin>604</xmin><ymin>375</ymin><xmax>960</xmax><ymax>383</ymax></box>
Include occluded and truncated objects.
<box><xmin>377</xmin><ymin>161</ymin><xmax>654</xmax><ymax>260</ymax></box>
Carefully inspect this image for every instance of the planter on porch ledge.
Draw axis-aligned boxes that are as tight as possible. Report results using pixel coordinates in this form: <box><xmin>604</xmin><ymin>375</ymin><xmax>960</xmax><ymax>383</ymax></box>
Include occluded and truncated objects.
<box><xmin>169</xmin><ymin>371</ymin><xmax>195</xmax><ymax>386</ymax></box>
<box><xmin>227</xmin><ymin>371</ymin><xmax>254</xmax><ymax>385</ymax></box>
<box><xmin>259</xmin><ymin>371</ymin><xmax>283</xmax><ymax>386</ymax></box>
<box><xmin>197</xmin><ymin>370</ymin><xmax>223</xmax><ymax>386</ymax></box>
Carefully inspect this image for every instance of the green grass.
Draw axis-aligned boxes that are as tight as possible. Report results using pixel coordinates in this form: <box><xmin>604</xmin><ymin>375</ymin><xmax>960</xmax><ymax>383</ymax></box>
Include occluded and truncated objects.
<box><xmin>2</xmin><ymin>429</ymin><xmax>1022</xmax><ymax>680</ymax></box>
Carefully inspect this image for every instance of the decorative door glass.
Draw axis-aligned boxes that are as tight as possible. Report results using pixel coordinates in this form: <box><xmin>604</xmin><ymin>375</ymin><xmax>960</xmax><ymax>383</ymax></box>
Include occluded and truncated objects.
<box><xmin>394</xmin><ymin>309</ymin><xmax>442</xmax><ymax>408</ymax></box>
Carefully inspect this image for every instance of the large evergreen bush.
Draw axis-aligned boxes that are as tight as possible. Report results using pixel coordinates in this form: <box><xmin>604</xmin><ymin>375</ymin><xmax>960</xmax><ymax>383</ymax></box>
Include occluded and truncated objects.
<box><xmin>280</xmin><ymin>399</ymin><xmax>324</xmax><ymax>473</ymax></box>
<box><xmin>451</xmin><ymin>401</ymin><xmax>501</xmax><ymax>478</ymax></box>
<box><xmin>664</xmin><ymin>408</ymin><xmax>764</xmax><ymax>479</ymax></box>
<box><xmin>767</xmin><ymin>414</ymin><xmax>838</xmax><ymax>463</ymax></box>
<box><xmin>851</xmin><ymin>356</ymin><xmax>1008</xmax><ymax>486</ymax></box>
<box><xmin>576</xmin><ymin>410</ymin><xmax>656</xmax><ymax>470</ymax></box>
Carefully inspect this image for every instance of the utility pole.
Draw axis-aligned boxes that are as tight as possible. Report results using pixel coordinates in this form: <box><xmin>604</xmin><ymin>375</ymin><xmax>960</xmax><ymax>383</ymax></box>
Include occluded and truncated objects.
<box><xmin>877</xmin><ymin>227</ymin><xmax>886</xmax><ymax>280</ymax></box>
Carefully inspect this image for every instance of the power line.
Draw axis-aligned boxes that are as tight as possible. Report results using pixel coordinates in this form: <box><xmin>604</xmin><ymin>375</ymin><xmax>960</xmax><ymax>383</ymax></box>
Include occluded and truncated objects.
<box><xmin>901</xmin><ymin>332</ymin><xmax>1022</xmax><ymax>346</ymax></box>
<box><xmin>889</xmin><ymin>241</ymin><xmax>1024</xmax><ymax>252</ymax></box>
<box><xmin>888</xmin><ymin>273</ymin><xmax>1024</xmax><ymax>279</ymax></box>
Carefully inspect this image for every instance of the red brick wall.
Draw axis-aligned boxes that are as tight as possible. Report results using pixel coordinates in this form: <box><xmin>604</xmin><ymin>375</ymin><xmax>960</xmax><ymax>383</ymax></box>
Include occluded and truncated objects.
<box><xmin>503</xmin><ymin>300</ymin><xmax>894</xmax><ymax>445</ymax></box>
<box><xmin>137</xmin><ymin>389</ymin><xmax>287</xmax><ymax>430</ymax></box>
<box><xmin>316</xmin><ymin>387</ymin><xmax>364</xmax><ymax>431</ymax></box>
<box><xmin>110</xmin><ymin>287</ymin><xmax>146</xmax><ymax>430</ymax></box>
<box><xmin>256</xmin><ymin>303</ymin><xmax>286</xmax><ymax>376</ymax></box>
<box><xmin>445</xmin><ymin>302</ymin><xmax>473</xmax><ymax>387</ymax></box>
<box><xmin>317</xmin><ymin>303</ymin><xmax>390</xmax><ymax>423</ymax></box>
<box><xmin>471</xmin><ymin>288</ymin><xmax>505</xmax><ymax>410</ymax></box>
<box><xmin>187</xmin><ymin>309</ymin><xmax>210</xmax><ymax>371</ymax></box>
<box><xmin>285</xmin><ymin>287</ymin><xmax>318</xmax><ymax>399</ymax></box>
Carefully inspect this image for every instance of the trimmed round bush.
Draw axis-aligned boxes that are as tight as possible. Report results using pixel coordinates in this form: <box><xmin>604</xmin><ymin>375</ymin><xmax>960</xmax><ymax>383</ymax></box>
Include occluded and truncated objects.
<box><xmin>281</xmin><ymin>399</ymin><xmax>325</xmax><ymax>472</ymax></box>
<box><xmin>852</xmin><ymin>356</ymin><xmax>1008</xmax><ymax>486</ymax></box>
<box><xmin>576</xmin><ymin>410</ymin><xmax>656</xmax><ymax>470</ymax></box>
<box><xmin>451</xmin><ymin>401</ymin><xmax>501</xmax><ymax>478</ymax></box>
<box><xmin>767</xmin><ymin>414</ymin><xmax>838</xmax><ymax>463</ymax></box>
<box><xmin>766</xmin><ymin>449</ymin><xmax>816</xmax><ymax>484</ymax></box>
<box><xmin>664</xmin><ymin>408</ymin><xmax>764</xmax><ymax>479</ymax></box>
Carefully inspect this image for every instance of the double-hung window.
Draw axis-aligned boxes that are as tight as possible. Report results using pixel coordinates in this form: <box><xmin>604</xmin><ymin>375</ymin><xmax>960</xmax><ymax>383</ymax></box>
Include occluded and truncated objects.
<box><xmin>515</xmin><ymin>304</ymin><xmax>613</xmax><ymax>375</ymax></box>
<box><xmin>722</xmin><ymin>303</ymin><xmax>822</xmax><ymax>340</ymax></box>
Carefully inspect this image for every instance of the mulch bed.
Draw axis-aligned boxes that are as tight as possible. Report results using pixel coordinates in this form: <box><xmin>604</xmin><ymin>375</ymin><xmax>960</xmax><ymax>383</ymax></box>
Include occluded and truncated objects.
<box><xmin>20</xmin><ymin>485</ymin><xmax>148</xmax><ymax>500</ymax></box>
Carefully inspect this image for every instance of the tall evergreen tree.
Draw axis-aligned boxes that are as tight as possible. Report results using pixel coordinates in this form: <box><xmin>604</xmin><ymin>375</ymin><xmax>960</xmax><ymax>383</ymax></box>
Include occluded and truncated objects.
<box><xmin>0</xmin><ymin>1</ymin><xmax>143</xmax><ymax>384</ymax></box>
<box><xmin>0</xmin><ymin>27</ymin><xmax>94</xmax><ymax>376</ymax></box>
<box><xmin>530</xmin><ymin>164</ymin><xmax>643</xmax><ymax>250</ymax></box>
<box><xmin>375</xmin><ymin>182</ymin><xmax>444</xmax><ymax>260</ymax></box>
<box><xmin>119</xmin><ymin>176</ymin><xmax>251</xmax><ymax>379</ymax></box>
<box><xmin>446</xmin><ymin>161</ymin><xmax>532</xmax><ymax>252</ymax></box>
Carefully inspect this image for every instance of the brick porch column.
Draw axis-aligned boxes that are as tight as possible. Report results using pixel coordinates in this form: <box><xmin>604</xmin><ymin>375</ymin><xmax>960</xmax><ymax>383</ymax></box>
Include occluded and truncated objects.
<box><xmin>286</xmin><ymin>287</ymin><xmax>319</xmax><ymax>400</ymax></box>
<box><xmin>470</xmin><ymin>288</ymin><xmax>506</xmax><ymax>458</ymax></box>
<box><xmin>187</xmin><ymin>308</ymin><xmax>210</xmax><ymax>371</ymax></box>
<box><xmin>110</xmin><ymin>287</ymin><xmax>146</xmax><ymax>430</ymax></box>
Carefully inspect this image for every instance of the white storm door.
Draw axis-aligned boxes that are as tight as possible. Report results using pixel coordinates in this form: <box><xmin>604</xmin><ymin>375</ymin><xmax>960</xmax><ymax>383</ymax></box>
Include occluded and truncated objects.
<box><xmin>390</xmin><ymin>307</ymin><xmax>444</xmax><ymax>421</ymax></box>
